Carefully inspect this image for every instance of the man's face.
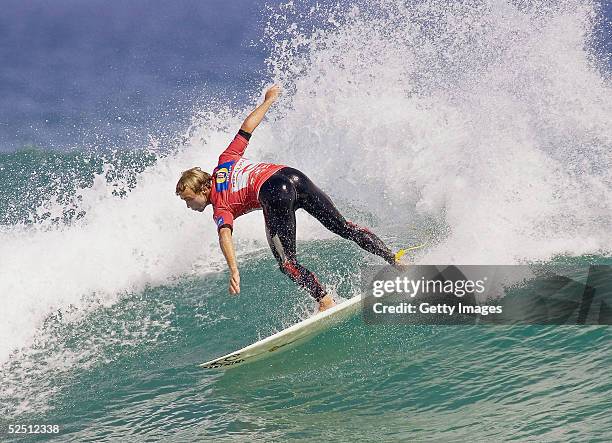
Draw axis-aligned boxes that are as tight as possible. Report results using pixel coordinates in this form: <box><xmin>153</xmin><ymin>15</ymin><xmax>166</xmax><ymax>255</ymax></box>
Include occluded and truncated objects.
<box><xmin>179</xmin><ymin>188</ymin><xmax>209</xmax><ymax>212</ymax></box>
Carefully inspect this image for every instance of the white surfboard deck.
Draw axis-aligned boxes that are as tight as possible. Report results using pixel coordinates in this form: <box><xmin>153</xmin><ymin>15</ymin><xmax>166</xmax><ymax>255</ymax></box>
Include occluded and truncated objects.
<box><xmin>200</xmin><ymin>295</ymin><xmax>362</xmax><ymax>369</ymax></box>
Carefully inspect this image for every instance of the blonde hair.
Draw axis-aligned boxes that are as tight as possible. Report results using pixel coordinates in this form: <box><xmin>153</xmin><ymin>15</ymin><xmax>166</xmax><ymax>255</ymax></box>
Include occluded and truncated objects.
<box><xmin>175</xmin><ymin>167</ymin><xmax>212</xmax><ymax>195</ymax></box>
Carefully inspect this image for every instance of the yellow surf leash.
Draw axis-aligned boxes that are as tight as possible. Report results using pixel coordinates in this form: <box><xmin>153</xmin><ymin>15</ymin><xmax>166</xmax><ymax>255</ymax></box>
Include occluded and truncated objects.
<box><xmin>394</xmin><ymin>243</ymin><xmax>426</xmax><ymax>262</ymax></box>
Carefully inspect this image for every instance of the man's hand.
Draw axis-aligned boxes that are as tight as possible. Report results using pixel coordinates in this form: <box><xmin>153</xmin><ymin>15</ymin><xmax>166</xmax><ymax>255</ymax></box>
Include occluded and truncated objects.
<box><xmin>229</xmin><ymin>268</ymin><xmax>240</xmax><ymax>295</ymax></box>
<box><xmin>264</xmin><ymin>84</ymin><xmax>281</xmax><ymax>103</ymax></box>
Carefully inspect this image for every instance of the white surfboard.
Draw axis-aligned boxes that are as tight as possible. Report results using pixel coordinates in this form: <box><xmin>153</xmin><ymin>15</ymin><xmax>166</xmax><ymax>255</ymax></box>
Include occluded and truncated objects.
<box><xmin>200</xmin><ymin>295</ymin><xmax>362</xmax><ymax>369</ymax></box>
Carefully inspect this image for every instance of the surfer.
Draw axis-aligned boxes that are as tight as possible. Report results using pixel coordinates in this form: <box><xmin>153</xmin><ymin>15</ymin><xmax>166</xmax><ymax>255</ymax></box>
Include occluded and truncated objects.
<box><xmin>176</xmin><ymin>85</ymin><xmax>403</xmax><ymax>311</ymax></box>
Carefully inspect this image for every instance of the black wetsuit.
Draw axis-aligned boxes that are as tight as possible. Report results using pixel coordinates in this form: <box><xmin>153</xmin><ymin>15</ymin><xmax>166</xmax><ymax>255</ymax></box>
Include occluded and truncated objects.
<box><xmin>258</xmin><ymin>167</ymin><xmax>396</xmax><ymax>301</ymax></box>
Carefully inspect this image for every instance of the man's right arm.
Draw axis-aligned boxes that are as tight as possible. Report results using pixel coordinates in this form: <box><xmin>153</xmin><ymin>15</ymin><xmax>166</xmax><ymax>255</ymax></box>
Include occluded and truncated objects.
<box><xmin>218</xmin><ymin>85</ymin><xmax>280</xmax><ymax>162</ymax></box>
<box><xmin>239</xmin><ymin>84</ymin><xmax>280</xmax><ymax>134</ymax></box>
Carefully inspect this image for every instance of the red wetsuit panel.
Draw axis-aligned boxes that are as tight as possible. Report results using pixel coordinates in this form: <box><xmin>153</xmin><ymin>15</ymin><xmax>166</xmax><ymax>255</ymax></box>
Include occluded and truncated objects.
<box><xmin>210</xmin><ymin>132</ymin><xmax>285</xmax><ymax>231</ymax></box>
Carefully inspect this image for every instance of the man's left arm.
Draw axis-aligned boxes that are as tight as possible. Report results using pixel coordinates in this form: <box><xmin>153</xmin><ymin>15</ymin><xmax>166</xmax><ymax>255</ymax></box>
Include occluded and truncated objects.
<box><xmin>219</xmin><ymin>227</ymin><xmax>240</xmax><ymax>295</ymax></box>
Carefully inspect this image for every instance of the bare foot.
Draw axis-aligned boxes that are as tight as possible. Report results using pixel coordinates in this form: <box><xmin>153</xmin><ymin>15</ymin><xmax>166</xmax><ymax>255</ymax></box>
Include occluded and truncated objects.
<box><xmin>318</xmin><ymin>294</ymin><xmax>336</xmax><ymax>312</ymax></box>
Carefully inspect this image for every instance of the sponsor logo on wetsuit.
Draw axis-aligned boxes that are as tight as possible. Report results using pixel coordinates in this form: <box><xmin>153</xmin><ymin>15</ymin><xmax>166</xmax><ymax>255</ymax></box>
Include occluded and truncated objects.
<box><xmin>231</xmin><ymin>158</ymin><xmax>266</xmax><ymax>192</ymax></box>
<box><xmin>215</xmin><ymin>160</ymin><xmax>234</xmax><ymax>192</ymax></box>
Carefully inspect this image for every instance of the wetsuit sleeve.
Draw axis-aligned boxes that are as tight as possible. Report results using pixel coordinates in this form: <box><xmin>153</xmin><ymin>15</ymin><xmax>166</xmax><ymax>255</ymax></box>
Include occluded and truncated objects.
<box><xmin>238</xmin><ymin>129</ymin><xmax>251</xmax><ymax>140</ymax></box>
<box><xmin>213</xmin><ymin>207</ymin><xmax>234</xmax><ymax>232</ymax></box>
<box><xmin>218</xmin><ymin>131</ymin><xmax>251</xmax><ymax>163</ymax></box>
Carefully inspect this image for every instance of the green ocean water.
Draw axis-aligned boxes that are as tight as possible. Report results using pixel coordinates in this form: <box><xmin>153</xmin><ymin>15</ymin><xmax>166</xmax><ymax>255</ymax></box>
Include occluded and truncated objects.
<box><xmin>1</xmin><ymin>96</ymin><xmax>612</xmax><ymax>440</ymax></box>
<box><xmin>0</xmin><ymin>146</ymin><xmax>156</xmax><ymax>226</ymax></box>
<box><xmin>2</xmin><ymin>238</ymin><xmax>611</xmax><ymax>442</ymax></box>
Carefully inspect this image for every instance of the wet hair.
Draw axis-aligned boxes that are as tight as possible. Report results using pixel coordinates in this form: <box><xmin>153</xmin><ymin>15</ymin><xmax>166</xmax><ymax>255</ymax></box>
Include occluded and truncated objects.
<box><xmin>175</xmin><ymin>167</ymin><xmax>212</xmax><ymax>195</ymax></box>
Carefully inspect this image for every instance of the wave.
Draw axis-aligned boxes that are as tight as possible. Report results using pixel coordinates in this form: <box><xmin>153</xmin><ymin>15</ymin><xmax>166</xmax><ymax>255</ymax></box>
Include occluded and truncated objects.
<box><xmin>1</xmin><ymin>0</ymin><xmax>611</xmax><ymax>414</ymax></box>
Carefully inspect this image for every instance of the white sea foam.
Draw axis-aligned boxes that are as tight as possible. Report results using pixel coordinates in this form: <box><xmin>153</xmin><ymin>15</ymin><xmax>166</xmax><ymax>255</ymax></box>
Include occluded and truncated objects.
<box><xmin>261</xmin><ymin>0</ymin><xmax>612</xmax><ymax>264</ymax></box>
